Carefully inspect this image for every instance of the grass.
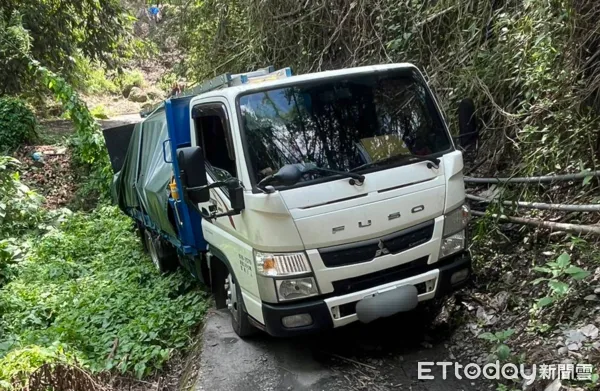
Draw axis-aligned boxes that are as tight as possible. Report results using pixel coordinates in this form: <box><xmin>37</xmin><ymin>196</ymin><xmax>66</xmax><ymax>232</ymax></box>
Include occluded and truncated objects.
<box><xmin>0</xmin><ymin>206</ymin><xmax>208</xmax><ymax>388</ymax></box>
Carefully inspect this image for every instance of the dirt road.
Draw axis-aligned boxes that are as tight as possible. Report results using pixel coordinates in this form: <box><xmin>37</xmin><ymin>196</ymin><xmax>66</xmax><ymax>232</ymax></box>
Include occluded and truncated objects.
<box><xmin>193</xmin><ymin>307</ymin><xmax>484</xmax><ymax>391</ymax></box>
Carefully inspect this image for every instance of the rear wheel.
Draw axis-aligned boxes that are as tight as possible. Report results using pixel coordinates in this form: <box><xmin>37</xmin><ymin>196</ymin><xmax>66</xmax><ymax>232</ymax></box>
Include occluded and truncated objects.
<box><xmin>225</xmin><ymin>272</ymin><xmax>256</xmax><ymax>338</ymax></box>
<box><xmin>144</xmin><ymin>230</ymin><xmax>178</xmax><ymax>273</ymax></box>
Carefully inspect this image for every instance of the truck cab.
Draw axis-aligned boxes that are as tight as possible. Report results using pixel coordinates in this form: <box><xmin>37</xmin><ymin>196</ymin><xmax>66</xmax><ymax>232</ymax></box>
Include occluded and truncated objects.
<box><xmin>110</xmin><ymin>63</ymin><xmax>472</xmax><ymax>338</ymax></box>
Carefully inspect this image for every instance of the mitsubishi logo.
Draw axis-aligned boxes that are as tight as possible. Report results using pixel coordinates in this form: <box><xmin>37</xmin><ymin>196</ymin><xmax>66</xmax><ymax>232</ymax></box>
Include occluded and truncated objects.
<box><xmin>374</xmin><ymin>240</ymin><xmax>390</xmax><ymax>257</ymax></box>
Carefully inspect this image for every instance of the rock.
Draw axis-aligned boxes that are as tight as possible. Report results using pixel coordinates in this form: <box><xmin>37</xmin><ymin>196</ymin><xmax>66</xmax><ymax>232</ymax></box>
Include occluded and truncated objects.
<box><xmin>467</xmin><ymin>322</ymin><xmax>480</xmax><ymax>335</ymax></box>
<box><xmin>584</xmin><ymin>294</ymin><xmax>598</xmax><ymax>301</ymax></box>
<box><xmin>491</xmin><ymin>291</ymin><xmax>510</xmax><ymax>310</ymax></box>
<box><xmin>567</xmin><ymin>343</ymin><xmax>580</xmax><ymax>351</ymax></box>
<box><xmin>146</xmin><ymin>87</ymin><xmax>165</xmax><ymax>100</ymax></box>
<box><xmin>503</xmin><ymin>271</ymin><xmax>516</xmax><ymax>285</ymax></box>
<box><xmin>558</xmin><ymin>346</ymin><xmax>569</xmax><ymax>356</ymax></box>
<box><xmin>544</xmin><ymin>379</ymin><xmax>562</xmax><ymax>391</ymax></box>
<box><xmin>592</xmin><ymin>341</ymin><xmax>600</xmax><ymax>350</ymax></box>
<box><xmin>569</xmin><ymin>351</ymin><xmax>583</xmax><ymax>359</ymax></box>
<box><xmin>580</xmin><ymin>324</ymin><xmax>598</xmax><ymax>339</ymax></box>
<box><xmin>594</xmin><ymin>287</ymin><xmax>600</xmax><ymax>294</ymax></box>
<box><xmin>564</xmin><ymin>330</ymin><xmax>587</xmax><ymax>344</ymax></box>
<box><xmin>476</xmin><ymin>307</ymin><xmax>498</xmax><ymax>325</ymax></box>
<box><xmin>128</xmin><ymin>87</ymin><xmax>148</xmax><ymax>103</ymax></box>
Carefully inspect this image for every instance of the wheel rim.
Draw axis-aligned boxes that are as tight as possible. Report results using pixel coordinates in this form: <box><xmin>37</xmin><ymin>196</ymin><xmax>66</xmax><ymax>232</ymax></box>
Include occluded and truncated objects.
<box><xmin>226</xmin><ymin>273</ymin><xmax>239</xmax><ymax>322</ymax></box>
<box><xmin>145</xmin><ymin>231</ymin><xmax>160</xmax><ymax>271</ymax></box>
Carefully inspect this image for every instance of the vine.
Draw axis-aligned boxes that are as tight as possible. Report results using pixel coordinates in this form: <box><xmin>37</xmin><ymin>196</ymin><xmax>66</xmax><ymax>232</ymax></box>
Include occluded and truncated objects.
<box><xmin>30</xmin><ymin>60</ymin><xmax>112</xmax><ymax>196</ymax></box>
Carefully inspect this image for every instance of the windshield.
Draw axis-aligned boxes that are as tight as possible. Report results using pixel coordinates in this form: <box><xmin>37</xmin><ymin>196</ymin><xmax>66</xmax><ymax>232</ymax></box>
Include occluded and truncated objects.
<box><xmin>239</xmin><ymin>68</ymin><xmax>452</xmax><ymax>186</ymax></box>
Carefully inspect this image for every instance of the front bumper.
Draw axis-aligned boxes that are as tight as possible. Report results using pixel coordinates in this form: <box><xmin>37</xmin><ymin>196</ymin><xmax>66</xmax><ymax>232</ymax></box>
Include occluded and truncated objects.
<box><xmin>261</xmin><ymin>251</ymin><xmax>471</xmax><ymax>337</ymax></box>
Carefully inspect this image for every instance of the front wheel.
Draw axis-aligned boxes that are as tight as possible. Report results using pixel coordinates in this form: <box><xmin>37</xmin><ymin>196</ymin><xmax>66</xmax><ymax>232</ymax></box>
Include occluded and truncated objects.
<box><xmin>225</xmin><ymin>272</ymin><xmax>256</xmax><ymax>338</ymax></box>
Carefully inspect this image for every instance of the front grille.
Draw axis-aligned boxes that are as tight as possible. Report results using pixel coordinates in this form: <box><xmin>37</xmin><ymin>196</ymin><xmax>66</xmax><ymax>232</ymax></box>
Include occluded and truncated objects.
<box><xmin>332</xmin><ymin>256</ymin><xmax>430</xmax><ymax>295</ymax></box>
<box><xmin>319</xmin><ymin>220</ymin><xmax>434</xmax><ymax>268</ymax></box>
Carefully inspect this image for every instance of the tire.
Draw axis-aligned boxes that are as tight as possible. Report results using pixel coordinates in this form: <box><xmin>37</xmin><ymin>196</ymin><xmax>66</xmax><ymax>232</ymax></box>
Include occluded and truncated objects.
<box><xmin>144</xmin><ymin>230</ymin><xmax>179</xmax><ymax>273</ymax></box>
<box><xmin>225</xmin><ymin>271</ymin><xmax>256</xmax><ymax>338</ymax></box>
<box><xmin>136</xmin><ymin>222</ymin><xmax>148</xmax><ymax>253</ymax></box>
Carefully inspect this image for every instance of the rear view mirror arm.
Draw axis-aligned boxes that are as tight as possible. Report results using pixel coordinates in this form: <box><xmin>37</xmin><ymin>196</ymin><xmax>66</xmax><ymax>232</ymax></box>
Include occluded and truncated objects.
<box><xmin>186</xmin><ymin>178</ymin><xmax>240</xmax><ymax>193</ymax></box>
<box><xmin>205</xmin><ymin>209</ymin><xmax>242</xmax><ymax>221</ymax></box>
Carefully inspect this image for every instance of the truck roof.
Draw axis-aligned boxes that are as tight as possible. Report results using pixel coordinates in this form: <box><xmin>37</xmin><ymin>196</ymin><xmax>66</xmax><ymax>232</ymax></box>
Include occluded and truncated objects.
<box><xmin>185</xmin><ymin>63</ymin><xmax>417</xmax><ymax>103</ymax></box>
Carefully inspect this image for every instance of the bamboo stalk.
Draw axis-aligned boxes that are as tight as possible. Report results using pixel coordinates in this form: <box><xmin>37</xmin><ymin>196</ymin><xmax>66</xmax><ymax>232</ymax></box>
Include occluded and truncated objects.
<box><xmin>464</xmin><ymin>171</ymin><xmax>600</xmax><ymax>184</ymax></box>
<box><xmin>466</xmin><ymin>194</ymin><xmax>600</xmax><ymax>212</ymax></box>
<box><xmin>471</xmin><ymin>210</ymin><xmax>600</xmax><ymax>235</ymax></box>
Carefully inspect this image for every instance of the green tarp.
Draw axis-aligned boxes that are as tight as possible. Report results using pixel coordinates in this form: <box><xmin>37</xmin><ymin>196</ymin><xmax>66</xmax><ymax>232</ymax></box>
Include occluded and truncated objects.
<box><xmin>113</xmin><ymin>110</ymin><xmax>177</xmax><ymax>237</ymax></box>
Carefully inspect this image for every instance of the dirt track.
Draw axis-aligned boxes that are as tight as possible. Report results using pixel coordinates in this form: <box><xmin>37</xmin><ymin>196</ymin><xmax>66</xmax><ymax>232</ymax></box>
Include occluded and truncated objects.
<box><xmin>193</xmin><ymin>307</ymin><xmax>485</xmax><ymax>391</ymax></box>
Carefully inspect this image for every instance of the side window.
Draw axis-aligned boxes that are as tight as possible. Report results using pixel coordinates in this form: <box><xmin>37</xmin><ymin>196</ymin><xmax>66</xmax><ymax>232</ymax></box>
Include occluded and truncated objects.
<box><xmin>192</xmin><ymin>104</ymin><xmax>237</xmax><ymax>181</ymax></box>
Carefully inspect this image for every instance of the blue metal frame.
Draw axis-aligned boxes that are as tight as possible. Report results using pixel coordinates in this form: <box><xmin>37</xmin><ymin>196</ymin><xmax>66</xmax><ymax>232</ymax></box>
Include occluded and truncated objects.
<box><xmin>164</xmin><ymin>98</ymin><xmax>208</xmax><ymax>255</ymax></box>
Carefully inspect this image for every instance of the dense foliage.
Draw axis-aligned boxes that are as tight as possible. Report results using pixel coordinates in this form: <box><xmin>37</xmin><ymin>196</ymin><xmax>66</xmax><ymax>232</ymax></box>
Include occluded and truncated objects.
<box><xmin>0</xmin><ymin>207</ymin><xmax>208</xmax><ymax>388</ymax></box>
<box><xmin>179</xmin><ymin>0</ymin><xmax>600</xmax><ymax>178</ymax></box>
<box><xmin>0</xmin><ymin>97</ymin><xmax>37</xmax><ymax>152</ymax></box>
<box><xmin>0</xmin><ymin>11</ymin><xmax>32</xmax><ymax>96</ymax></box>
<box><xmin>0</xmin><ymin>157</ymin><xmax>43</xmax><ymax>240</ymax></box>
<box><xmin>0</xmin><ymin>1</ymin><xmax>132</xmax><ymax>95</ymax></box>
<box><xmin>0</xmin><ymin>156</ymin><xmax>43</xmax><ymax>288</ymax></box>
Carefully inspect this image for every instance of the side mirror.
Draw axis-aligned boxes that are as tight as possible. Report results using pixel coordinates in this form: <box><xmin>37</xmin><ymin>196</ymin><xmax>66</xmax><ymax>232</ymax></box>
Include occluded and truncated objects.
<box><xmin>177</xmin><ymin>146</ymin><xmax>209</xmax><ymax>204</ymax></box>
<box><xmin>457</xmin><ymin>98</ymin><xmax>479</xmax><ymax>148</ymax></box>
<box><xmin>228</xmin><ymin>185</ymin><xmax>245</xmax><ymax>211</ymax></box>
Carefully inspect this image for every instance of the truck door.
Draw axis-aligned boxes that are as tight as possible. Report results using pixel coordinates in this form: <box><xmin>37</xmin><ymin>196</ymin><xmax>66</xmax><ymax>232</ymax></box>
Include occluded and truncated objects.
<box><xmin>190</xmin><ymin>100</ymin><xmax>263</xmax><ymax>323</ymax></box>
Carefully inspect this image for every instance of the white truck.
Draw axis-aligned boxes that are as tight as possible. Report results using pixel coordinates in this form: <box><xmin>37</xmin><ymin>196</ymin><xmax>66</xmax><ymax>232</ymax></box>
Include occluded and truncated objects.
<box><xmin>109</xmin><ymin>63</ymin><xmax>473</xmax><ymax>338</ymax></box>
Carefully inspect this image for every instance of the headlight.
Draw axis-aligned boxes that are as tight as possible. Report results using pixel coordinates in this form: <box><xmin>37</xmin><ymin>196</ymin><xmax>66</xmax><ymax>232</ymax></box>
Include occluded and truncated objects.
<box><xmin>276</xmin><ymin>277</ymin><xmax>319</xmax><ymax>301</ymax></box>
<box><xmin>440</xmin><ymin>230</ymin><xmax>466</xmax><ymax>258</ymax></box>
<box><xmin>443</xmin><ymin>204</ymin><xmax>470</xmax><ymax>237</ymax></box>
<box><xmin>255</xmin><ymin>251</ymin><xmax>311</xmax><ymax>277</ymax></box>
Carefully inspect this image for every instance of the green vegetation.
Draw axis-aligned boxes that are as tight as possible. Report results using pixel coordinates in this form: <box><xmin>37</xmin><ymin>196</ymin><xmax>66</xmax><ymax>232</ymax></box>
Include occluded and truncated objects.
<box><xmin>0</xmin><ymin>11</ymin><xmax>32</xmax><ymax>96</ymax></box>
<box><xmin>0</xmin><ymin>157</ymin><xmax>43</xmax><ymax>241</ymax></box>
<box><xmin>34</xmin><ymin>62</ymin><xmax>112</xmax><ymax>195</ymax></box>
<box><xmin>89</xmin><ymin>104</ymin><xmax>111</xmax><ymax>120</ymax></box>
<box><xmin>0</xmin><ymin>98</ymin><xmax>36</xmax><ymax>152</ymax></box>
<box><xmin>0</xmin><ymin>34</ymin><xmax>208</xmax><ymax>383</ymax></box>
<box><xmin>0</xmin><ymin>1</ymin><xmax>131</xmax><ymax>95</ymax></box>
<box><xmin>78</xmin><ymin>59</ymin><xmax>120</xmax><ymax>96</ymax></box>
<box><xmin>532</xmin><ymin>252</ymin><xmax>591</xmax><ymax>308</ymax></box>
<box><xmin>0</xmin><ymin>206</ymin><xmax>208</xmax><ymax>388</ymax></box>
<box><xmin>117</xmin><ymin>69</ymin><xmax>146</xmax><ymax>98</ymax></box>
<box><xmin>478</xmin><ymin>329</ymin><xmax>516</xmax><ymax>362</ymax></box>
<box><xmin>179</xmin><ymin>0</ymin><xmax>599</xmax><ymax>177</ymax></box>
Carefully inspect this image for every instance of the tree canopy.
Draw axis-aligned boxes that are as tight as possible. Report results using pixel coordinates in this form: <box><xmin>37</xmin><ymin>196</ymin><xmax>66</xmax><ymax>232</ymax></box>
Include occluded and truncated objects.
<box><xmin>0</xmin><ymin>0</ymin><xmax>132</xmax><ymax>95</ymax></box>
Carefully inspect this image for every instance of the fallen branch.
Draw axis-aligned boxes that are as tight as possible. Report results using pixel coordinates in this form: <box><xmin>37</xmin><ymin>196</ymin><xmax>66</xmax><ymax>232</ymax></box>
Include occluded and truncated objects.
<box><xmin>465</xmin><ymin>171</ymin><xmax>600</xmax><ymax>184</ymax></box>
<box><xmin>322</xmin><ymin>351</ymin><xmax>377</xmax><ymax>370</ymax></box>
<box><xmin>466</xmin><ymin>194</ymin><xmax>600</xmax><ymax>212</ymax></box>
<box><xmin>471</xmin><ymin>210</ymin><xmax>600</xmax><ymax>235</ymax></box>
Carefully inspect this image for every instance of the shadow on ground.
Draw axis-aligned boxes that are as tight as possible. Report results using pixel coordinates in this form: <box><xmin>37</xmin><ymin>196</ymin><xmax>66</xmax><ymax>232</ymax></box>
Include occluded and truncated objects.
<box><xmin>194</xmin><ymin>305</ymin><xmax>483</xmax><ymax>391</ymax></box>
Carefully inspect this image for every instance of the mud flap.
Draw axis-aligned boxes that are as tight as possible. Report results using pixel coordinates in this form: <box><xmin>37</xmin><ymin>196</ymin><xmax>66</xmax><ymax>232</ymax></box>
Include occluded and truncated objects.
<box><xmin>355</xmin><ymin>285</ymin><xmax>419</xmax><ymax>324</ymax></box>
<box><xmin>102</xmin><ymin>123</ymin><xmax>137</xmax><ymax>173</ymax></box>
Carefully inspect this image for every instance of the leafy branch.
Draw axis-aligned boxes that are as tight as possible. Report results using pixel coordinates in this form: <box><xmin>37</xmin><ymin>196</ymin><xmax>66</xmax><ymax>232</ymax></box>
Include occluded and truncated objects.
<box><xmin>533</xmin><ymin>252</ymin><xmax>590</xmax><ymax>308</ymax></box>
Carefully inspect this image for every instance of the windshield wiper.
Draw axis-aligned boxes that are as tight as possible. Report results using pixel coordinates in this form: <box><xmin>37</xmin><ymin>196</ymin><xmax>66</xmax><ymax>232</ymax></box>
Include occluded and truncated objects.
<box><xmin>350</xmin><ymin>154</ymin><xmax>440</xmax><ymax>173</ymax></box>
<box><xmin>305</xmin><ymin>163</ymin><xmax>365</xmax><ymax>185</ymax></box>
<box><xmin>257</xmin><ymin>163</ymin><xmax>365</xmax><ymax>192</ymax></box>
